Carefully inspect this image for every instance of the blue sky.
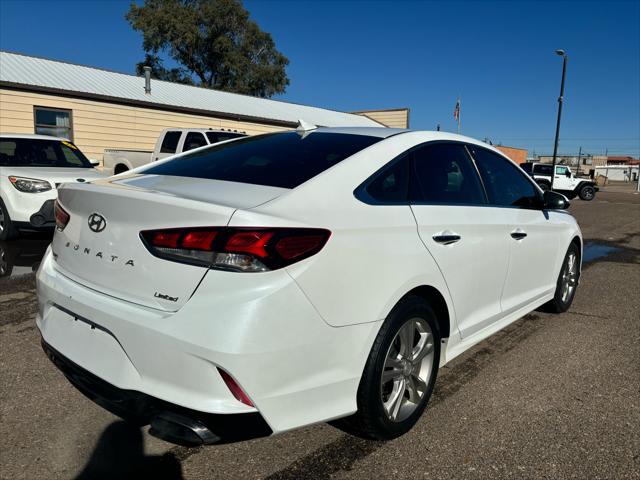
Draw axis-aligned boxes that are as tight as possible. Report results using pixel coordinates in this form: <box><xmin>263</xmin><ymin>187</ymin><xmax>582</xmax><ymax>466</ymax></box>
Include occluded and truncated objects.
<box><xmin>1</xmin><ymin>0</ymin><xmax>638</xmax><ymax>156</ymax></box>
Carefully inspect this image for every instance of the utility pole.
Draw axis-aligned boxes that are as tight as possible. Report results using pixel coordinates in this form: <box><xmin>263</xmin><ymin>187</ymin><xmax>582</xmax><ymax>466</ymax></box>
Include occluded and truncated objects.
<box><xmin>550</xmin><ymin>50</ymin><xmax>568</xmax><ymax>190</ymax></box>
<box><xmin>576</xmin><ymin>146</ymin><xmax>582</xmax><ymax>177</ymax></box>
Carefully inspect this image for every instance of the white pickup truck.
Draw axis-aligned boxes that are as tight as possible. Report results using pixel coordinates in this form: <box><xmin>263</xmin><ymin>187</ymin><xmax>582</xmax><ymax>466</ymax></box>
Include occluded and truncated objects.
<box><xmin>103</xmin><ymin>128</ymin><xmax>247</xmax><ymax>174</ymax></box>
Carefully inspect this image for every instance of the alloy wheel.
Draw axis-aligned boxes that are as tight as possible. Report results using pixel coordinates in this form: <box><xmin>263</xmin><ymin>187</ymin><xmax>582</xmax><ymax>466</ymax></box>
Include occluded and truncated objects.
<box><xmin>561</xmin><ymin>252</ymin><xmax>578</xmax><ymax>303</ymax></box>
<box><xmin>381</xmin><ymin>318</ymin><xmax>435</xmax><ymax>422</ymax></box>
<box><xmin>0</xmin><ymin>206</ymin><xmax>5</xmax><ymax>234</ymax></box>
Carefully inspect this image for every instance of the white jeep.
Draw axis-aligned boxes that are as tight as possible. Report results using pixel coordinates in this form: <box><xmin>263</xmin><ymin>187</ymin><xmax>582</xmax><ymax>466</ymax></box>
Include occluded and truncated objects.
<box><xmin>521</xmin><ymin>162</ymin><xmax>598</xmax><ymax>201</ymax></box>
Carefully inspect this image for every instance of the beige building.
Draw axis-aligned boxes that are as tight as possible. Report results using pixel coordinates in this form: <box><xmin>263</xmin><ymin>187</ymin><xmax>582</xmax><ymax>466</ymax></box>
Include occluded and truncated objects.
<box><xmin>0</xmin><ymin>51</ymin><xmax>407</xmax><ymax>163</ymax></box>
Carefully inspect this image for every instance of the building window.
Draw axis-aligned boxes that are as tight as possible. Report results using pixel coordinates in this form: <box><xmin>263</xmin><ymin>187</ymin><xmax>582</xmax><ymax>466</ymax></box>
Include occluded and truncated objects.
<box><xmin>34</xmin><ymin>107</ymin><xmax>73</xmax><ymax>140</ymax></box>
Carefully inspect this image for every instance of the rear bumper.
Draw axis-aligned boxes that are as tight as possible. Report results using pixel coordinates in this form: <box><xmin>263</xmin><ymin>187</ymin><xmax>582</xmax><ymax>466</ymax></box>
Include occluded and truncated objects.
<box><xmin>36</xmin><ymin>246</ymin><xmax>380</xmax><ymax>434</ymax></box>
<box><xmin>41</xmin><ymin>339</ymin><xmax>272</xmax><ymax>445</ymax></box>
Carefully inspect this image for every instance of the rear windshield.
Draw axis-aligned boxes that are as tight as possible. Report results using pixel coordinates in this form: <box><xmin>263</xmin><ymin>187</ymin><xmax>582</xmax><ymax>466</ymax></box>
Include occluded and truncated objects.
<box><xmin>0</xmin><ymin>138</ymin><xmax>92</xmax><ymax>168</ymax></box>
<box><xmin>205</xmin><ymin>131</ymin><xmax>246</xmax><ymax>144</ymax></box>
<box><xmin>143</xmin><ymin>131</ymin><xmax>382</xmax><ymax>189</ymax></box>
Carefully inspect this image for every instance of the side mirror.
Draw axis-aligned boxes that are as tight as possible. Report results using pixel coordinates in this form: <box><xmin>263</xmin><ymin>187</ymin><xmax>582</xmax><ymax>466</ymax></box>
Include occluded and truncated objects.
<box><xmin>89</xmin><ymin>159</ymin><xmax>100</xmax><ymax>167</ymax></box>
<box><xmin>565</xmin><ymin>170</ymin><xmax>571</xmax><ymax>177</ymax></box>
<box><xmin>543</xmin><ymin>190</ymin><xmax>570</xmax><ymax>210</ymax></box>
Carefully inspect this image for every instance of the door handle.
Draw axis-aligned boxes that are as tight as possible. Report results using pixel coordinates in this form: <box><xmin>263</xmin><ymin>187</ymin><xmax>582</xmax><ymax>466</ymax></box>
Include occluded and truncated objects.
<box><xmin>432</xmin><ymin>232</ymin><xmax>461</xmax><ymax>245</ymax></box>
<box><xmin>510</xmin><ymin>229</ymin><xmax>527</xmax><ymax>240</ymax></box>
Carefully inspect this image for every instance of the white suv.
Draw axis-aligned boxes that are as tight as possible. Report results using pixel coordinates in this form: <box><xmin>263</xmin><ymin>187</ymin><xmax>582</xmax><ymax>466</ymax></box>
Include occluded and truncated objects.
<box><xmin>37</xmin><ymin>128</ymin><xmax>582</xmax><ymax>445</ymax></box>
<box><xmin>521</xmin><ymin>162</ymin><xmax>598</xmax><ymax>200</ymax></box>
<box><xmin>0</xmin><ymin>134</ymin><xmax>108</xmax><ymax>240</ymax></box>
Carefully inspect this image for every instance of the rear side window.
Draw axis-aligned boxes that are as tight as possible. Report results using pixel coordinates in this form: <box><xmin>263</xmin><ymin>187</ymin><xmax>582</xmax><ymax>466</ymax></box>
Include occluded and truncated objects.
<box><xmin>183</xmin><ymin>132</ymin><xmax>207</xmax><ymax>152</ymax></box>
<box><xmin>205</xmin><ymin>132</ymin><xmax>245</xmax><ymax>144</ymax></box>
<box><xmin>362</xmin><ymin>156</ymin><xmax>410</xmax><ymax>203</ymax></box>
<box><xmin>144</xmin><ymin>132</ymin><xmax>382</xmax><ymax>189</ymax></box>
<box><xmin>469</xmin><ymin>146</ymin><xmax>540</xmax><ymax>208</ymax></box>
<box><xmin>160</xmin><ymin>131</ymin><xmax>181</xmax><ymax>154</ymax></box>
<box><xmin>520</xmin><ymin>163</ymin><xmax>532</xmax><ymax>173</ymax></box>
<box><xmin>534</xmin><ymin>164</ymin><xmax>553</xmax><ymax>175</ymax></box>
<box><xmin>409</xmin><ymin>143</ymin><xmax>486</xmax><ymax>205</ymax></box>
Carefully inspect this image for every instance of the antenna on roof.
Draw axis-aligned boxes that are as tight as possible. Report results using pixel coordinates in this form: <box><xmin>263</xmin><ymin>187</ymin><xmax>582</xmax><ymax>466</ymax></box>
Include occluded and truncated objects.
<box><xmin>296</xmin><ymin>119</ymin><xmax>317</xmax><ymax>133</ymax></box>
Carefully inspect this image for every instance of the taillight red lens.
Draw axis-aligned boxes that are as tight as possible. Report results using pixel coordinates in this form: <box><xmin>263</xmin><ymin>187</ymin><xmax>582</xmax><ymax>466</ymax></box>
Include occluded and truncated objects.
<box><xmin>218</xmin><ymin>368</ymin><xmax>254</xmax><ymax>407</ymax></box>
<box><xmin>224</xmin><ymin>231</ymin><xmax>273</xmax><ymax>258</ymax></box>
<box><xmin>182</xmin><ymin>230</ymin><xmax>218</xmax><ymax>250</ymax></box>
<box><xmin>140</xmin><ymin>227</ymin><xmax>330</xmax><ymax>272</ymax></box>
<box><xmin>54</xmin><ymin>201</ymin><xmax>70</xmax><ymax>230</ymax></box>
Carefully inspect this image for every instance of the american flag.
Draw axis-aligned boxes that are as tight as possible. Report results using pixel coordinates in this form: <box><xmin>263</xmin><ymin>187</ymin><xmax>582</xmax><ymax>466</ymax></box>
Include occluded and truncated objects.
<box><xmin>453</xmin><ymin>98</ymin><xmax>460</xmax><ymax>121</ymax></box>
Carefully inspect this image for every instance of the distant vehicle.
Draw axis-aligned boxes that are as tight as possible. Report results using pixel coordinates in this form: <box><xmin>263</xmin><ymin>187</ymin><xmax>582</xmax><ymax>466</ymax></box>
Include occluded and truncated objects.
<box><xmin>103</xmin><ymin>128</ymin><xmax>247</xmax><ymax>175</ymax></box>
<box><xmin>521</xmin><ymin>162</ymin><xmax>598</xmax><ymax>201</ymax></box>
<box><xmin>38</xmin><ymin>128</ymin><xmax>583</xmax><ymax>446</ymax></box>
<box><xmin>0</xmin><ymin>134</ymin><xmax>108</xmax><ymax>240</ymax></box>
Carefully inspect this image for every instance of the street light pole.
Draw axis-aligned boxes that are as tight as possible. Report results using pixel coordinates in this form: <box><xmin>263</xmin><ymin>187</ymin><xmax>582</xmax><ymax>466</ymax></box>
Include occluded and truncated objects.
<box><xmin>550</xmin><ymin>50</ymin><xmax>568</xmax><ymax>190</ymax></box>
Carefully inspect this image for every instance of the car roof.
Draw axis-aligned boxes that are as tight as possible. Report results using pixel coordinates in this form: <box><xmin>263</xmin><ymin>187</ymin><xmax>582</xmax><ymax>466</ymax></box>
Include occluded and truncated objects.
<box><xmin>0</xmin><ymin>133</ymin><xmax>69</xmax><ymax>141</ymax></box>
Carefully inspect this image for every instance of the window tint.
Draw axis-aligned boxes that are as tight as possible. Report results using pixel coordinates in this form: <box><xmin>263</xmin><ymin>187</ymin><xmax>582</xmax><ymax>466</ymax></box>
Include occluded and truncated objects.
<box><xmin>183</xmin><ymin>132</ymin><xmax>207</xmax><ymax>152</ymax></box>
<box><xmin>469</xmin><ymin>146</ymin><xmax>540</xmax><ymax>208</ymax></box>
<box><xmin>0</xmin><ymin>138</ymin><xmax>91</xmax><ymax>168</ymax></box>
<box><xmin>409</xmin><ymin>143</ymin><xmax>486</xmax><ymax>205</ymax></box>
<box><xmin>520</xmin><ymin>163</ymin><xmax>533</xmax><ymax>173</ymax></box>
<box><xmin>144</xmin><ymin>131</ymin><xmax>382</xmax><ymax>189</ymax></box>
<box><xmin>205</xmin><ymin>132</ymin><xmax>245</xmax><ymax>144</ymax></box>
<box><xmin>534</xmin><ymin>164</ymin><xmax>553</xmax><ymax>175</ymax></box>
<box><xmin>364</xmin><ymin>156</ymin><xmax>409</xmax><ymax>203</ymax></box>
<box><xmin>160</xmin><ymin>131</ymin><xmax>182</xmax><ymax>154</ymax></box>
<box><xmin>34</xmin><ymin>107</ymin><xmax>73</xmax><ymax>140</ymax></box>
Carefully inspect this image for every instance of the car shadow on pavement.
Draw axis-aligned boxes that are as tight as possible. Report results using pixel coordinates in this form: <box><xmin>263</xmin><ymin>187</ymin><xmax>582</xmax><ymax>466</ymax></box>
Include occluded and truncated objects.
<box><xmin>75</xmin><ymin>421</ymin><xmax>183</xmax><ymax>480</ymax></box>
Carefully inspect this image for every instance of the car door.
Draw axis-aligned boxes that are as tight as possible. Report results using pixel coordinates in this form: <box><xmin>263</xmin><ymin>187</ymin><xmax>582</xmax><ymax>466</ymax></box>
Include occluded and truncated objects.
<box><xmin>468</xmin><ymin>145</ymin><xmax>566</xmax><ymax>314</ymax></box>
<box><xmin>554</xmin><ymin>165</ymin><xmax>573</xmax><ymax>191</ymax></box>
<box><xmin>409</xmin><ymin>142</ymin><xmax>511</xmax><ymax>339</ymax></box>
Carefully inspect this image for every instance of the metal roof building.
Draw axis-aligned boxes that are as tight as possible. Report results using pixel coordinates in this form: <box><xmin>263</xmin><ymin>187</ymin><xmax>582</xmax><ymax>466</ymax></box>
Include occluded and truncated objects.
<box><xmin>0</xmin><ymin>51</ymin><xmax>405</xmax><ymax>162</ymax></box>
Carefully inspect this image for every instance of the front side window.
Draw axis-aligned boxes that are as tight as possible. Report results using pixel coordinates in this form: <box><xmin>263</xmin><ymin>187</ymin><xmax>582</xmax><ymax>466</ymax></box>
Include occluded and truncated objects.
<box><xmin>183</xmin><ymin>132</ymin><xmax>207</xmax><ymax>152</ymax></box>
<box><xmin>144</xmin><ymin>131</ymin><xmax>382</xmax><ymax>189</ymax></box>
<box><xmin>160</xmin><ymin>131</ymin><xmax>182</xmax><ymax>154</ymax></box>
<box><xmin>0</xmin><ymin>138</ymin><xmax>91</xmax><ymax>168</ymax></box>
<box><xmin>556</xmin><ymin>165</ymin><xmax>569</xmax><ymax>175</ymax></box>
<box><xmin>469</xmin><ymin>146</ymin><xmax>540</xmax><ymax>208</ymax></box>
<box><xmin>34</xmin><ymin>107</ymin><xmax>73</xmax><ymax>140</ymax></box>
<box><xmin>409</xmin><ymin>143</ymin><xmax>486</xmax><ymax>205</ymax></box>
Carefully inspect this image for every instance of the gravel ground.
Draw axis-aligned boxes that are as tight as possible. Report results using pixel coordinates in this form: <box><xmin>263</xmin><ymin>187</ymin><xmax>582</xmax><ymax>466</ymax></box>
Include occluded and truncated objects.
<box><xmin>0</xmin><ymin>185</ymin><xmax>638</xmax><ymax>480</ymax></box>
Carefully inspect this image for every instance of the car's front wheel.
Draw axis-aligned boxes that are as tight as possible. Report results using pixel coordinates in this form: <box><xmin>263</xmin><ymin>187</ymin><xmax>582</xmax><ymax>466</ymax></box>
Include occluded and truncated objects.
<box><xmin>339</xmin><ymin>296</ymin><xmax>440</xmax><ymax>440</ymax></box>
<box><xmin>544</xmin><ymin>242</ymin><xmax>580</xmax><ymax>313</ymax></box>
<box><xmin>0</xmin><ymin>200</ymin><xmax>19</xmax><ymax>241</ymax></box>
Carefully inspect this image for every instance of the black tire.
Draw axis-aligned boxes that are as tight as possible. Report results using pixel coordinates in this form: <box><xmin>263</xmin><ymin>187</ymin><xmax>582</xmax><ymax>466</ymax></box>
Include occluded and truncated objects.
<box><xmin>0</xmin><ymin>199</ymin><xmax>19</xmax><ymax>241</ymax></box>
<box><xmin>335</xmin><ymin>295</ymin><xmax>441</xmax><ymax>440</ymax></box>
<box><xmin>578</xmin><ymin>184</ymin><xmax>596</xmax><ymax>201</ymax></box>
<box><xmin>537</xmin><ymin>181</ymin><xmax>550</xmax><ymax>192</ymax></box>
<box><xmin>0</xmin><ymin>243</ymin><xmax>13</xmax><ymax>277</ymax></box>
<box><xmin>543</xmin><ymin>242</ymin><xmax>580</xmax><ymax>313</ymax></box>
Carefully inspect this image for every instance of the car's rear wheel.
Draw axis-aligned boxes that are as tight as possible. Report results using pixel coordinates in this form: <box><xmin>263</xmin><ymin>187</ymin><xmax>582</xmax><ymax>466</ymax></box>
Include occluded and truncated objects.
<box><xmin>337</xmin><ymin>295</ymin><xmax>440</xmax><ymax>440</ymax></box>
<box><xmin>544</xmin><ymin>242</ymin><xmax>580</xmax><ymax>313</ymax></box>
<box><xmin>578</xmin><ymin>184</ymin><xmax>596</xmax><ymax>201</ymax></box>
<box><xmin>0</xmin><ymin>200</ymin><xmax>19</xmax><ymax>241</ymax></box>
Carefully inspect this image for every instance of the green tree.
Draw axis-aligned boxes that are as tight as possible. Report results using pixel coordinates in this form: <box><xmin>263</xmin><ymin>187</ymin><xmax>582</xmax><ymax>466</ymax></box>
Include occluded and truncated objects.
<box><xmin>127</xmin><ymin>0</ymin><xmax>289</xmax><ymax>98</ymax></box>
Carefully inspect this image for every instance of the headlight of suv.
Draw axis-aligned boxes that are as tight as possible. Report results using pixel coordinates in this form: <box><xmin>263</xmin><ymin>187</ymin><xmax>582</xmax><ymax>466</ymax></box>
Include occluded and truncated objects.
<box><xmin>8</xmin><ymin>176</ymin><xmax>53</xmax><ymax>193</ymax></box>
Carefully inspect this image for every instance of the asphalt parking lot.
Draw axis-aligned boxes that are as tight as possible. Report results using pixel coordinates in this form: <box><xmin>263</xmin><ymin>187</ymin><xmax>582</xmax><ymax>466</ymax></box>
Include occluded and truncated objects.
<box><xmin>1</xmin><ymin>184</ymin><xmax>639</xmax><ymax>480</ymax></box>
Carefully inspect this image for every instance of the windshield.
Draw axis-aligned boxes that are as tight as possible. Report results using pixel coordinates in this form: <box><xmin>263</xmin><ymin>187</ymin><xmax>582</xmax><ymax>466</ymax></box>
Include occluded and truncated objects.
<box><xmin>144</xmin><ymin>131</ymin><xmax>382</xmax><ymax>189</ymax></box>
<box><xmin>0</xmin><ymin>138</ymin><xmax>92</xmax><ymax>168</ymax></box>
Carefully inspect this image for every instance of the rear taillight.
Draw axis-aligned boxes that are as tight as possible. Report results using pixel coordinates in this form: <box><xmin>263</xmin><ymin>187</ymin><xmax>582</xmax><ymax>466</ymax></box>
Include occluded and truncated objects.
<box><xmin>54</xmin><ymin>200</ymin><xmax>70</xmax><ymax>231</ymax></box>
<box><xmin>140</xmin><ymin>227</ymin><xmax>331</xmax><ymax>272</ymax></box>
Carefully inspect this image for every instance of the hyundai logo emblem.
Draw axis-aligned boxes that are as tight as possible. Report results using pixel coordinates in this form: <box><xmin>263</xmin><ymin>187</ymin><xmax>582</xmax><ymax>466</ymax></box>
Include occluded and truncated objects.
<box><xmin>88</xmin><ymin>213</ymin><xmax>107</xmax><ymax>233</ymax></box>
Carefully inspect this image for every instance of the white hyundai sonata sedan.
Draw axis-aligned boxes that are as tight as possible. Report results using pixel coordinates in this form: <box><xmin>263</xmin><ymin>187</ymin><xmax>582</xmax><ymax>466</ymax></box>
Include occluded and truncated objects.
<box><xmin>36</xmin><ymin>127</ymin><xmax>582</xmax><ymax>446</ymax></box>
